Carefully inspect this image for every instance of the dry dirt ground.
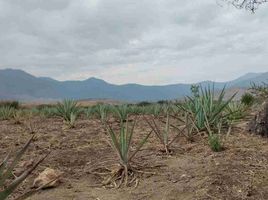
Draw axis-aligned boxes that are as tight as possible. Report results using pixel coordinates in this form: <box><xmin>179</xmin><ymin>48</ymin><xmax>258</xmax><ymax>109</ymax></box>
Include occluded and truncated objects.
<box><xmin>0</xmin><ymin>116</ymin><xmax>267</xmax><ymax>200</ymax></box>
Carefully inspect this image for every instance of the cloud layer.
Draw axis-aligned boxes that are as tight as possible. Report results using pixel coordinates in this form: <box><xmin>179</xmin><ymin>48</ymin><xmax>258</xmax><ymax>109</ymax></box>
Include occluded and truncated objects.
<box><xmin>0</xmin><ymin>0</ymin><xmax>268</xmax><ymax>85</ymax></box>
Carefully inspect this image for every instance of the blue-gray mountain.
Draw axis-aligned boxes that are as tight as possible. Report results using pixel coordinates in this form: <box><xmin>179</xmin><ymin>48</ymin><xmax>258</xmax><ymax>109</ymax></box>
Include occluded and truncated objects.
<box><xmin>0</xmin><ymin>69</ymin><xmax>267</xmax><ymax>102</ymax></box>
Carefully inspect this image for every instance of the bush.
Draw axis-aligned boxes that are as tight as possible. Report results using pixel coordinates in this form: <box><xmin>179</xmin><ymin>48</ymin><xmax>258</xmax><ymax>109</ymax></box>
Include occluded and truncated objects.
<box><xmin>241</xmin><ymin>93</ymin><xmax>255</xmax><ymax>106</ymax></box>
<box><xmin>157</xmin><ymin>100</ymin><xmax>170</xmax><ymax>105</ymax></box>
<box><xmin>0</xmin><ymin>101</ymin><xmax>19</xmax><ymax>109</ymax></box>
<box><xmin>137</xmin><ymin>101</ymin><xmax>152</xmax><ymax>107</ymax></box>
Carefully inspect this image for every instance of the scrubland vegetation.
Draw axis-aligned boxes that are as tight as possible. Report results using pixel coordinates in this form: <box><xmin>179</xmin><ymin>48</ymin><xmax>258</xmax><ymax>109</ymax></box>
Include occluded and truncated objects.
<box><xmin>0</xmin><ymin>84</ymin><xmax>267</xmax><ymax>200</ymax></box>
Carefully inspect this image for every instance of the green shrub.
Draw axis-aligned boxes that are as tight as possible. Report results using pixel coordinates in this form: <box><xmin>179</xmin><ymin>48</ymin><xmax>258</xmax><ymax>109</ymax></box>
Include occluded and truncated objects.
<box><xmin>241</xmin><ymin>92</ymin><xmax>255</xmax><ymax>106</ymax></box>
<box><xmin>157</xmin><ymin>100</ymin><xmax>170</xmax><ymax>105</ymax></box>
<box><xmin>208</xmin><ymin>134</ymin><xmax>222</xmax><ymax>152</ymax></box>
<box><xmin>137</xmin><ymin>101</ymin><xmax>152</xmax><ymax>107</ymax></box>
<box><xmin>0</xmin><ymin>101</ymin><xmax>19</xmax><ymax>109</ymax></box>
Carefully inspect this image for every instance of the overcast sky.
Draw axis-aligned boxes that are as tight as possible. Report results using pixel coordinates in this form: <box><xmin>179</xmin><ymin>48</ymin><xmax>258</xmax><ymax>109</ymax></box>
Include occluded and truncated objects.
<box><xmin>0</xmin><ymin>0</ymin><xmax>267</xmax><ymax>85</ymax></box>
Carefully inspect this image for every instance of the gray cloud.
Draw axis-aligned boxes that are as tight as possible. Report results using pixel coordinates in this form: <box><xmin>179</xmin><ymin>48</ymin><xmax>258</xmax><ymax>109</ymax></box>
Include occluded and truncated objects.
<box><xmin>0</xmin><ymin>0</ymin><xmax>268</xmax><ymax>85</ymax></box>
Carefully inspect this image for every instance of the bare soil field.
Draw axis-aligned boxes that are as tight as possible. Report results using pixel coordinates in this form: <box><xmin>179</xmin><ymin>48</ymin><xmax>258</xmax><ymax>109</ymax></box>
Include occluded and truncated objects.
<box><xmin>0</xmin><ymin>116</ymin><xmax>267</xmax><ymax>200</ymax></box>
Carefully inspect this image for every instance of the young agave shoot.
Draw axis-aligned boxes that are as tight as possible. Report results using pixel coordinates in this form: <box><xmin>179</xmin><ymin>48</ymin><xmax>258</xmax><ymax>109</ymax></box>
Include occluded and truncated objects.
<box><xmin>94</xmin><ymin>117</ymin><xmax>152</xmax><ymax>187</ymax></box>
<box><xmin>145</xmin><ymin>112</ymin><xmax>185</xmax><ymax>155</ymax></box>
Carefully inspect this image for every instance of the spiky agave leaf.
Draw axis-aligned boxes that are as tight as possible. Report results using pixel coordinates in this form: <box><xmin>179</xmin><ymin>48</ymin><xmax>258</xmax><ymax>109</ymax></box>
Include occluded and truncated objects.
<box><xmin>144</xmin><ymin>111</ymin><xmax>183</xmax><ymax>155</ymax></box>
<box><xmin>179</xmin><ymin>85</ymin><xmax>236</xmax><ymax>132</ymax></box>
<box><xmin>0</xmin><ymin>136</ymin><xmax>48</xmax><ymax>200</ymax></box>
<box><xmin>56</xmin><ymin>99</ymin><xmax>80</xmax><ymax>122</ymax></box>
<box><xmin>0</xmin><ymin>106</ymin><xmax>15</xmax><ymax>120</ymax></box>
<box><xmin>105</xmin><ymin>117</ymin><xmax>151</xmax><ymax>167</ymax></box>
<box><xmin>95</xmin><ymin>104</ymin><xmax>110</xmax><ymax>122</ymax></box>
<box><xmin>113</xmin><ymin>105</ymin><xmax>129</xmax><ymax>122</ymax></box>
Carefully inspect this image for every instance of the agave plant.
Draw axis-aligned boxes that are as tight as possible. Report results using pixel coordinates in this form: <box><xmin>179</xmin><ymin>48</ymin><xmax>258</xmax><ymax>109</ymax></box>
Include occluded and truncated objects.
<box><xmin>67</xmin><ymin>112</ymin><xmax>77</xmax><ymax>128</ymax></box>
<box><xmin>94</xmin><ymin>104</ymin><xmax>110</xmax><ymax>123</ymax></box>
<box><xmin>0</xmin><ymin>107</ymin><xmax>15</xmax><ymax>120</ymax></box>
<box><xmin>128</xmin><ymin>105</ymin><xmax>143</xmax><ymax>115</ymax></box>
<box><xmin>56</xmin><ymin>99</ymin><xmax>80</xmax><ymax>126</ymax></box>
<box><xmin>225</xmin><ymin>101</ymin><xmax>247</xmax><ymax>121</ymax></box>
<box><xmin>144</xmin><ymin>111</ymin><xmax>186</xmax><ymax>155</ymax></box>
<box><xmin>13</xmin><ymin>110</ymin><xmax>28</xmax><ymax>124</ymax></box>
<box><xmin>179</xmin><ymin>112</ymin><xmax>198</xmax><ymax>142</ymax></box>
<box><xmin>112</xmin><ymin>105</ymin><xmax>129</xmax><ymax>122</ymax></box>
<box><xmin>0</xmin><ymin>136</ymin><xmax>48</xmax><ymax>200</ymax></box>
<box><xmin>180</xmin><ymin>85</ymin><xmax>236</xmax><ymax>133</ymax></box>
<box><xmin>84</xmin><ymin>106</ymin><xmax>96</xmax><ymax>119</ymax></box>
<box><xmin>99</xmin><ymin>117</ymin><xmax>152</xmax><ymax>187</ymax></box>
<box><xmin>149</xmin><ymin>104</ymin><xmax>162</xmax><ymax>117</ymax></box>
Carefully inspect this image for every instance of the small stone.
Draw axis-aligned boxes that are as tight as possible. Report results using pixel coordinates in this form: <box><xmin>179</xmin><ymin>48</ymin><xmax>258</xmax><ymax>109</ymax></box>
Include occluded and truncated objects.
<box><xmin>181</xmin><ymin>174</ymin><xmax>187</xmax><ymax>178</ymax></box>
<box><xmin>33</xmin><ymin>168</ymin><xmax>62</xmax><ymax>189</ymax></box>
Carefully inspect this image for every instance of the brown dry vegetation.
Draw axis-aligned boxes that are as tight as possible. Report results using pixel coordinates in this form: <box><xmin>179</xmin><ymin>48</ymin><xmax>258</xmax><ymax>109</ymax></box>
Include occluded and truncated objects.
<box><xmin>0</xmin><ymin>113</ymin><xmax>267</xmax><ymax>200</ymax></box>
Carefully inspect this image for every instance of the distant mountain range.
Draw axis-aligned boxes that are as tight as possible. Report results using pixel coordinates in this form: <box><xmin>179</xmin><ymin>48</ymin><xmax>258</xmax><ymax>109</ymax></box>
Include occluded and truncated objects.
<box><xmin>0</xmin><ymin>69</ymin><xmax>267</xmax><ymax>102</ymax></box>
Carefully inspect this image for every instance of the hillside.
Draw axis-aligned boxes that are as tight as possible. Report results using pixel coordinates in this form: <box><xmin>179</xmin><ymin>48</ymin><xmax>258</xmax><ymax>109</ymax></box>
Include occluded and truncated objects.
<box><xmin>0</xmin><ymin>68</ymin><xmax>267</xmax><ymax>102</ymax></box>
